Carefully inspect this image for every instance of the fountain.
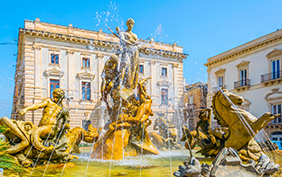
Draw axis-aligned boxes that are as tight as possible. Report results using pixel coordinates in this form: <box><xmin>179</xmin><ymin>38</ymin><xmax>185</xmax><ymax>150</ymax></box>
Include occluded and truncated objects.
<box><xmin>177</xmin><ymin>88</ymin><xmax>281</xmax><ymax>176</ymax></box>
<box><xmin>0</xmin><ymin>17</ymin><xmax>281</xmax><ymax>177</ymax></box>
<box><xmin>90</xmin><ymin>18</ymin><xmax>159</xmax><ymax>160</ymax></box>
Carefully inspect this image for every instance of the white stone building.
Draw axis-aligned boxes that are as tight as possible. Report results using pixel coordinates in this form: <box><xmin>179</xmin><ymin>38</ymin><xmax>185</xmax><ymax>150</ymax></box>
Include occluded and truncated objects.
<box><xmin>205</xmin><ymin>29</ymin><xmax>282</xmax><ymax>148</ymax></box>
<box><xmin>11</xmin><ymin>18</ymin><xmax>187</xmax><ymax>132</ymax></box>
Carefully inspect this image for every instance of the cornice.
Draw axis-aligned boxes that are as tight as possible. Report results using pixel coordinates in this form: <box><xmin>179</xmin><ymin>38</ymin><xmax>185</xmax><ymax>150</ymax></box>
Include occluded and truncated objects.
<box><xmin>236</xmin><ymin>60</ymin><xmax>250</xmax><ymax>68</ymax></box>
<box><xmin>266</xmin><ymin>48</ymin><xmax>282</xmax><ymax>59</ymax></box>
<box><xmin>265</xmin><ymin>88</ymin><xmax>282</xmax><ymax>101</ymax></box>
<box><xmin>77</xmin><ymin>72</ymin><xmax>95</xmax><ymax>81</ymax></box>
<box><xmin>214</xmin><ymin>68</ymin><xmax>226</xmax><ymax>75</ymax></box>
<box><xmin>20</xmin><ymin>28</ymin><xmax>188</xmax><ymax>60</ymax></box>
<box><xmin>156</xmin><ymin>79</ymin><xmax>172</xmax><ymax>87</ymax></box>
<box><xmin>44</xmin><ymin>68</ymin><xmax>64</xmax><ymax>78</ymax></box>
<box><xmin>205</xmin><ymin>30</ymin><xmax>282</xmax><ymax>67</ymax></box>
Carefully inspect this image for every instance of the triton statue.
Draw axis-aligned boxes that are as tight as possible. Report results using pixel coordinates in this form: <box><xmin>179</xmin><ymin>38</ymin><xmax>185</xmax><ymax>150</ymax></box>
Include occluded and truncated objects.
<box><xmin>0</xmin><ymin>88</ymin><xmax>99</xmax><ymax>167</ymax></box>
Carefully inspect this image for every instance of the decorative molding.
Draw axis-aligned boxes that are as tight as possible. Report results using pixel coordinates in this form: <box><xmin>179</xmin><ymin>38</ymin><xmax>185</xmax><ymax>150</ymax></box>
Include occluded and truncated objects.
<box><xmin>67</xmin><ymin>49</ymin><xmax>74</xmax><ymax>54</ymax></box>
<box><xmin>150</xmin><ymin>60</ymin><xmax>156</xmax><ymax>65</ymax></box>
<box><xmin>266</xmin><ymin>48</ymin><xmax>282</xmax><ymax>59</ymax></box>
<box><xmin>172</xmin><ymin>63</ymin><xmax>179</xmax><ymax>68</ymax></box>
<box><xmin>236</xmin><ymin>60</ymin><xmax>250</xmax><ymax>68</ymax></box>
<box><xmin>81</xmin><ymin>53</ymin><xmax>91</xmax><ymax>57</ymax></box>
<box><xmin>77</xmin><ymin>72</ymin><xmax>95</xmax><ymax>81</ymax></box>
<box><xmin>265</xmin><ymin>88</ymin><xmax>282</xmax><ymax>115</ymax></box>
<box><xmin>48</xmin><ymin>48</ymin><xmax>60</xmax><ymax>53</ymax></box>
<box><xmin>214</xmin><ymin>68</ymin><xmax>226</xmax><ymax>75</ymax></box>
<box><xmin>49</xmin><ymin>63</ymin><xmax>60</xmax><ymax>68</ymax></box>
<box><xmin>32</xmin><ymin>44</ymin><xmax>41</xmax><ymax>50</ymax></box>
<box><xmin>205</xmin><ymin>31</ymin><xmax>282</xmax><ymax>67</ymax></box>
<box><xmin>156</xmin><ymin>79</ymin><xmax>172</xmax><ymax>87</ymax></box>
<box><xmin>44</xmin><ymin>68</ymin><xmax>64</xmax><ymax>78</ymax></box>
<box><xmin>160</xmin><ymin>63</ymin><xmax>168</xmax><ymax>66</ymax></box>
<box><xmin>19</xmin><ymin>28</ymin><xmax>188</xmax><ymax>60</ymax></box>
<box><xmin>96</xmin><ymin>53</ymin><xmax>104</xmax><ymax>58</ymax></box>
<box><xmin>81</xmin><ymin>67</ymin><xmax>91</xmax><ymax>72</ymax></box>
<box><xmin>265</xmin><ymin>88</ymin><xmax>282</xmax><ymax>101</ymax></box>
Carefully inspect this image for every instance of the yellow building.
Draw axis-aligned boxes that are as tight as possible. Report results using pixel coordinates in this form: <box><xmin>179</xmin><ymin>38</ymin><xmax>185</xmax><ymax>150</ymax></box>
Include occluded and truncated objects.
<box><xmin>182</xmin><ymin>82</ymin><xmax>207</xmax><ymax>130</ymax></box>
<box><xmin>205</xmin><ymin>29</ymin><xmax>282</xmax><ymax>148</ymax></box>
<box><xmin>11</xmin><ymin>18</ymin><xmax>187</xmax><ymax>132</ymax></box>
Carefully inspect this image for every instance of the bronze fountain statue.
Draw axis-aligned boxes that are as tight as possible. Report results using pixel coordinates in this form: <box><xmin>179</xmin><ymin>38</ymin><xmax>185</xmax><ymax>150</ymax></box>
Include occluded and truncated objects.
<box><xmin>0</xmin><ymin>17</ymin><xmax>280</xmax><ymax>176</ymax></box>
<box><xmin>0</xmin><ymin>88</ymin><xmax>99</xmax><ymax>167</ymax></box>
<box><xmin>149</xmin><ymin>116</ymin><xmax>182</xmax><ymax>150</ymax></box>
<box><xmin>177</xmin><ymin>88</ymin><xmax>280</xmax><ymax>177</ymax></box>
<box><xmin>90</xmin><ymin>18</ymin><xmax>159</xmax><ymax>160</ymax></box>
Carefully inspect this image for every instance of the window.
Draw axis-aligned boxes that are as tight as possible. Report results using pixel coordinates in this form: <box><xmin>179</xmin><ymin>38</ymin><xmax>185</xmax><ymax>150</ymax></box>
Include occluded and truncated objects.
<box><xmin>240</xmin><ymin>69</ymin><xmax>247</xmax><ymax>86</ymax></box>
<box><xmin>189</xmin><ymin>95</ymin><xmax>193</xmax><ymax>104</ymax></box>
<box><xmin>217</xmin><ymin>76</ymin><xmax>223</xmax><ymax>87</ymax></box>
<box><xmin>51</xmin><ymin>54</ymin><xmax>59</xmax><ymax>64</ymax></box>
<box><xmin>271</xmin><ymin>104</ymin><xmax>281</xmax><ymax>124</ymax></box>
<box><xmin>161</xmin><ymin>88</ymin><xmax>168</xmax><ymax>105</ymax></box>
<box><xmin>82</xmin><ymin>58</ymin><xmax>90</xmax><ymax>68</ymax></box>
<box><xmin>139</xmin><ymin>65</ymin><xmax>144</xmax><ymax>74</ymax></box>
<box><xmin>271</xmin><ymin>59</ymin><xmax>280</xmax><ymax>79</ymax></box>
<box><xmin>271</xmin><ymin>132</ymin><xmax>282</xmax><ymax>142</ymax></box>
<box><xmin>82</xmin><ymin>82</ymin><xmax>91</xmax><ymax>101</ymax></box>
<box><xmin>161</xmin><ymin>67</ymin><xmax>167</xmax><ymax>77</ymax></box>
<box><xmin>50</xmin><ymin>79</ymin><xmax>60</xmax><ymax>98</ymax></box>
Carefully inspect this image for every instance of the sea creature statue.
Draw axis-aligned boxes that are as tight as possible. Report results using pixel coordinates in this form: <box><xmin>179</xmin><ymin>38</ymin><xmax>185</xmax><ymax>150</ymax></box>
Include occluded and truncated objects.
<box><xmin>181</xmin><ymin>88</ymin><xmax>279</xmax><ymax>161</ymax></box>
<box><xmin>0</xmin><ymin>88</ymin><xmax>99</xmax><ymax>167</ymax></box>
<box><xmin>150</xmin><ymin>116</ymin><xmax>181</xmax><ymax>150</ymax></box>
<box><xmin>174</xmin><ymin>147</ymin><xmax>280</xmax><ymax>177</ymax></box>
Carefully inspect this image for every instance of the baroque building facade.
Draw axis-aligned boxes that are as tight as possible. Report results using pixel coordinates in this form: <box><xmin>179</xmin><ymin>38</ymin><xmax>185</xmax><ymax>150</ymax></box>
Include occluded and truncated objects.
<box><xmin>11</xmin><ymin>18</ymin><xmax>187</xmax><ymax>132</ymax></box>
<box><xmin>182</xmin><ymin>82</ymin><xmax>208</xmax><ymax>131</ymax></box>
<box><xmin>205</xmin><ymin>29</ymin><xmax>282</xmax><ymax>149</ymax></box>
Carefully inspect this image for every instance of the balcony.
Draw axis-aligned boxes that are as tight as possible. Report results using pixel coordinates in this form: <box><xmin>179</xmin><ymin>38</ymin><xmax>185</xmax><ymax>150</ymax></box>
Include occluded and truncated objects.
<box><xmin>261</xmin><ymin>70</ymin><xmax>282</xmax><ymax>85</ymax></box>
<box><xmin>234</xmin><ymin>79</ymin><xmax>250</xmax><ymax>91</ymax></box>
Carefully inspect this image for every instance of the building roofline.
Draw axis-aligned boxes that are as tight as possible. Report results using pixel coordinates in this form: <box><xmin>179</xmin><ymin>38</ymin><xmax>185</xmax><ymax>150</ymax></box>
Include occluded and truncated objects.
<box><xmin>24</xmin><ymin>19</ymin><xmax>188</xmax><ymax>58</ymax></box>
<box><xmin>19</xmin><ymin>28</ymin><xmax>188</xmax><ymax>60</ymax></box>
<box><xmin>204</xmin><ymin>29</ymin><xmax>282</xmax><ymax>67</ymax></box>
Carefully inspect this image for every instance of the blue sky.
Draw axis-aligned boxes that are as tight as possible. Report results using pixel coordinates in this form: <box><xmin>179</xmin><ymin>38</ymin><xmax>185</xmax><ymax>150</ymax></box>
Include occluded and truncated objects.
<box><xmin>1</xmin><ymin>0</ymin><xmax>282</xmax><ymax>117</ymax></box>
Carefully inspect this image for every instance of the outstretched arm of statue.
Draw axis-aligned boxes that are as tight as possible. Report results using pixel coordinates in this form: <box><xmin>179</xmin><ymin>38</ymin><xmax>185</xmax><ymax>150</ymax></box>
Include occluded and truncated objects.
<box><xmin>208</xmin><ymin>127</ymin><xmax>229</xmax><ymax>140</ymax></box>
<box><xmin>196</xmin><ymin>122</ymin><xmax>200</xmax><ymax>138</ymax></box>
<box><xmin>19</xmin><ymin>99</ymin><xmax>49</xmax><ymax>115</ymax></box>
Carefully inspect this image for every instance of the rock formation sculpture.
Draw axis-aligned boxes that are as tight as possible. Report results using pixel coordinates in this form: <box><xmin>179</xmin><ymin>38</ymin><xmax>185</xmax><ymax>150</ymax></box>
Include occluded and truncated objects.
<box><xmin>174</xmin><ymin>147</ymin><xmax>280</xmax><ymax>177</ymax></box>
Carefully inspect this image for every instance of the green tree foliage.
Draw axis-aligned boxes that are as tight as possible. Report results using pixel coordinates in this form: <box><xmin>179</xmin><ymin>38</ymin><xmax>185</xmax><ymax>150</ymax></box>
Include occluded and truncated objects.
<box><xmin>0</xmin><ymin>125</ymin><xmax>26</xmax><ymax>173</ymax></box>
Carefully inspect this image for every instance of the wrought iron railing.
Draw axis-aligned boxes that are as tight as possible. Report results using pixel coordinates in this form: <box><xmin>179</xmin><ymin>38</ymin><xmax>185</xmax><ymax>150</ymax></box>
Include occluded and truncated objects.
<box><xmin>261</xmin><ymin>70</ymin><xmax>282</xmax><ymax>82</ymax></box>
<box><xmin>234</xmin><ymin>79</ymin><xmax>250</xmax><ymax>88</ymax></box>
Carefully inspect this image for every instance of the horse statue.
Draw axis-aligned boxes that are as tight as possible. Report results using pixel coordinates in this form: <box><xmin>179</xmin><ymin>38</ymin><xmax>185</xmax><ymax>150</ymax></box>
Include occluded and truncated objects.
<box><xmin>181</xmin><ymin>88</ymin><xmax>279</xmax><ymax>161</ymax></box>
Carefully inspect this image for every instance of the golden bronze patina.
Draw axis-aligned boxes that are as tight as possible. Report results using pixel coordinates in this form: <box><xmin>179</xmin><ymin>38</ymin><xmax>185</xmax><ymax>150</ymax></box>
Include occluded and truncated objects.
<box><xmin>149</xmin><ymin>117</ymin><xmax>181</xmax><ymax>150</ymax></box>
<box><xmin>91</xmin><ymin>77</ymin><xmax>159</xmax><ymax>160</ymax></box>
<box><xmin>181</xmin><ymin>88</ymin><xmax>279</xmax><ymax>161</ymax></box>
<box><xmin>0</xmin><ymin>88</ymin><xmax>99</xmax><ymax>167</ymax></box>
<box><xmin>90</xmin><ymin>18</ymin><xmax>159</xmax><ymax>160</ymax></box>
